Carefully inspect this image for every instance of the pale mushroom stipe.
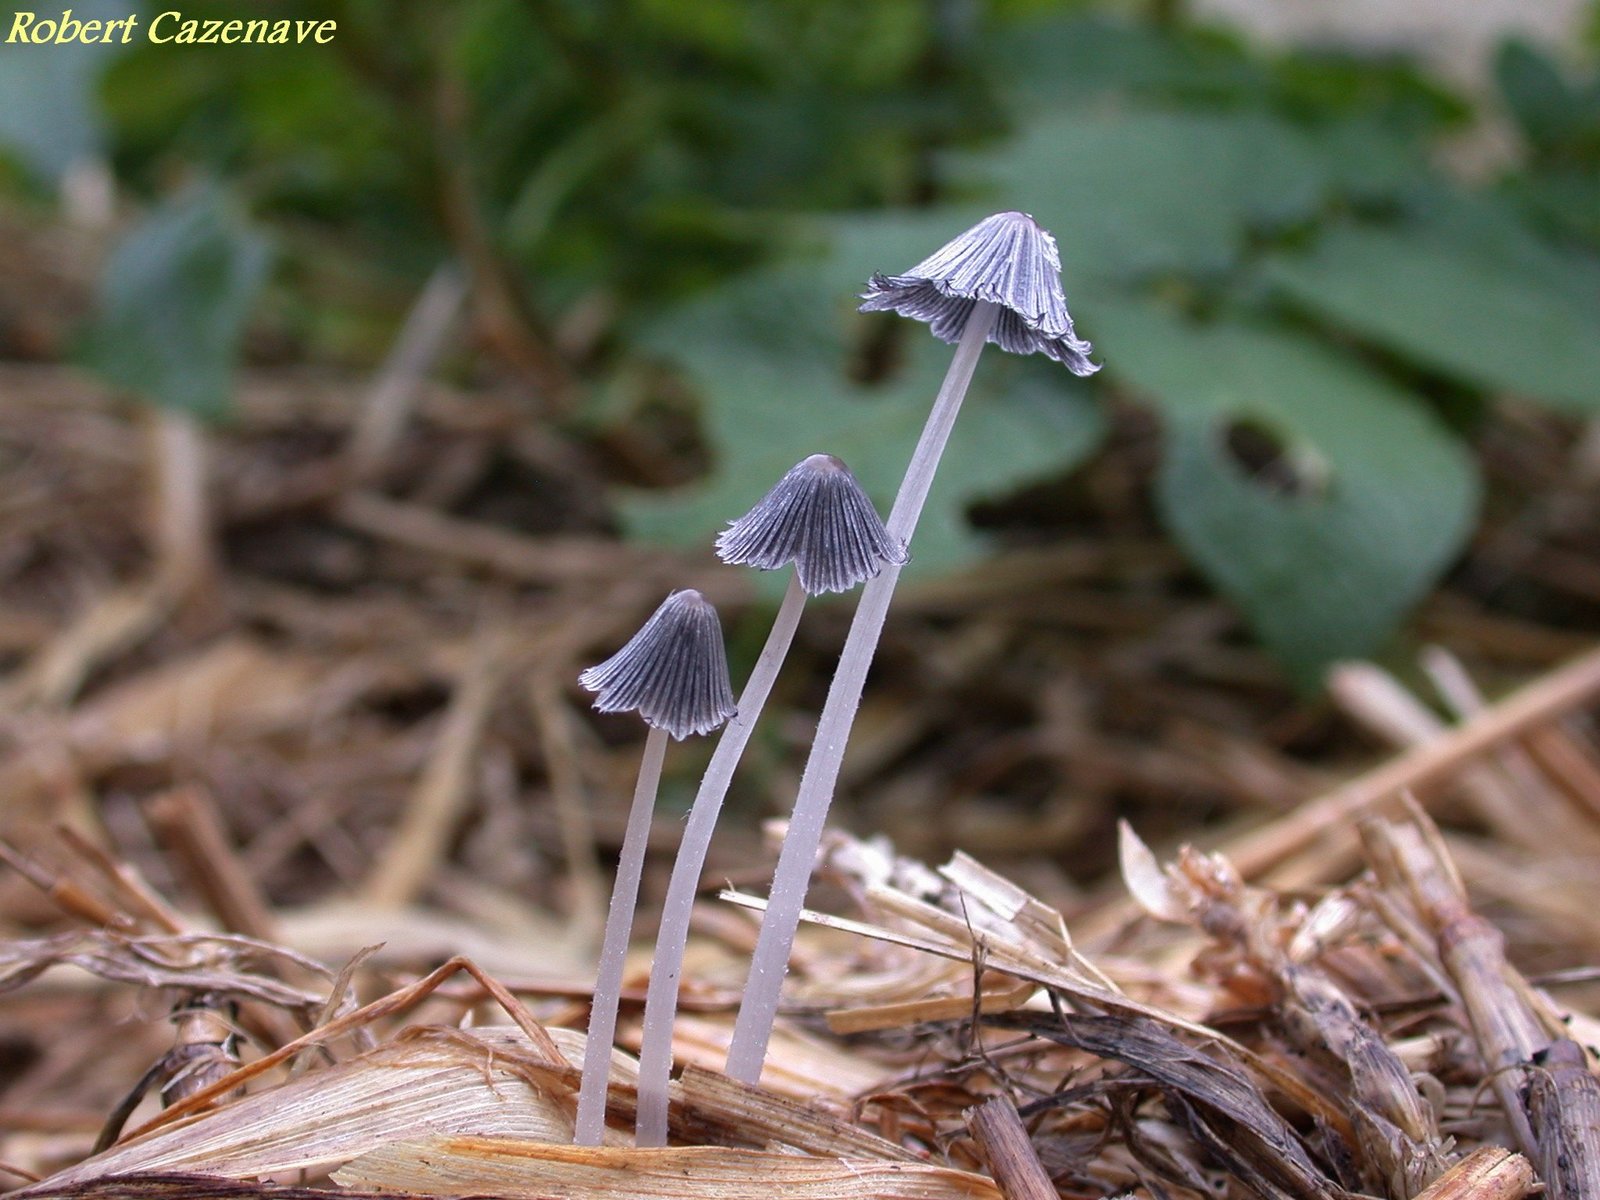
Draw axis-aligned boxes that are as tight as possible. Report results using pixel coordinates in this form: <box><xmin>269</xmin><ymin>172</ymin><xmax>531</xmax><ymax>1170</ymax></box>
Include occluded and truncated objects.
<box><xmin>573</xmin><ymin>589</ymin><xmax>735</xmax><ymax>1147</ymax></box>
<box><xmin>725</xmin><ymin>211</ymin><xmax>1100</xmax><ymax>1083</ymax></box>
<box><xmin>632</xmin><ymin>454</ymin><xmax>903</xmax><ymax>1147</ymax></box>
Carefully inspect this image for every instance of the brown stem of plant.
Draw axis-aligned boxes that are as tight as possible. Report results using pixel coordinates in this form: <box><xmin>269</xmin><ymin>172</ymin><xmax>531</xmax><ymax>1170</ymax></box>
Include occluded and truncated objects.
<box><xmin>144</xmin><ymin>785</ymin><xmax>278</xmax><ymax>942</ymax></box>
<box><xmin>966</xmin><ymin>1097</ymin><xmax>1057</xmax><ymax>1200</ymax></box>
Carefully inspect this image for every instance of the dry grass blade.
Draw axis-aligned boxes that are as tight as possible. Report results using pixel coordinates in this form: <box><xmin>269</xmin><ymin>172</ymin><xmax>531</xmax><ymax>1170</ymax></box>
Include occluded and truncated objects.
<box><xmin>1223</xmin><ymin>643</ymin><xmax>1600</xmax><ymax>879</ymax></box>
<box><xmin>1365</xmin><ymin>814</ymin><xmax>1561</xmax><ymax>1161</ymax></box>
<box><xmin>1118</xmin><ymin>821</ymin><xmax>1450</xmax><ymax>1196</ymax></box>
<box><xmin>725</xmin><ymin>847</ymin><xmax>1342</xmax><ymax>1130</ymax></box>
<box><xmin>825</xmin><ymin>979</ymin><xmax>1036</xmax><ymax>1035</ymax></box>
<box><xmin>345</xmin><ymin>264</ymin><xmax>465</xmax><ymax>484</ymax></box>
<box><xmin>362</xmin><ymin>632</ymin><xmax>511</xmax><ymax>909</ymax></box>
<box><xmin>335</xmin><ymin>1134</ymin><xmax>1004</xmax><ymax>1200</ymax></box>
<box><xmin>720</xmin><ymin>885</ymin><xmax>1212</xmax><ymax>1044</ymax></box>
<box><xmin>527</xmin><ymin>671</ymin><xmax>605</xmax><ymax>949</ymax></box>
<box><xmin>2</xmin><ymin>580</ymin><xmax>175</xmax><ymax>710</ymax></box>
<box><xmin>22</xmin><ymin>1173</ymin><xmax>416</xmax><ymax>1200</ymax></box>
<box><xmin>0</xmin><ymin>931</ymin><xmax>329</xmax><ymax>1015</ymax></box>
<box><xmin>332</xmin><ymin>492</ymin><xmax>721</xmax><ymax>596</ymax></box>
<box><xmin>26</xmin><ymin>1027</ymin><xmax>592</xmax><ymax>1191</ymax></box>
<box><xmin>666</xmin><ymin>1065</ymin><xmax>916</xmax><ymax>1159</ymax></box>
<box><xmin>1280</xmin><ymin>965</ymin><xmax>1447</xmax><ymax>1197</ymax></box>
<box><xmin>51</xmin><ymin>825</ymin><xmax>187</xmax><ymax>934</ymax></box>
<box><xmin>0</xmin><ymin>840</ymin><xmax>137</xmax><ymax>930</ymax></box>
<box><xmin>663</xmin><ymin>1014</ymin><xmax>893</xmax><ymax>1101</ymax></box>
<box><xmin>988</xmin><ymin>1011</ymin><xmax>1347</xmax><ymax>1200</ymax></box>
<box><xmin>1</xmin><ymin>639</ymin><xmax>324</xmax><ymax>826</ymax></box>
<box><xmin>109</xmin><ymin>957</ymin><xmax>563</xmax><ymax>1144</ymax></box>
<box><xmin>143</xmin><ymin>787</ymin><xmax>277</xmax><ymax>941</ymax></box>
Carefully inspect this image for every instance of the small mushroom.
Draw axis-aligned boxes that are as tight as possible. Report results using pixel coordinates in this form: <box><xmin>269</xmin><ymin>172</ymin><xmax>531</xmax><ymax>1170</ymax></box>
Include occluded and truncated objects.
<box><xmin>573</xmin><ymin>589</ymin><xmax>735</xmax><ymax>1147</ymax></box>
<box><xmin>726</xmin><ymin>212</ymin><xmax>1098</xmax><ymax>1084</ymax></box>
<box><xmin>860</xmin><ymin>209</ymin><xmax>1098</xmax><ymax>374</ymax></box>
<box><xmin>715</xmin><ymin>453</ymin><xmax>908</xmax><ymax>595</ymax></box>
<box><xmin>633</xmin><ymin>454</ymin><xmax>902</xmax><ymax>1147</ymax></box>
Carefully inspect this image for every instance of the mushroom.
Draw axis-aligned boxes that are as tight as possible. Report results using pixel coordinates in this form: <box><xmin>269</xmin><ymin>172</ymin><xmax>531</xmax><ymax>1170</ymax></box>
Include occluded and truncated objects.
<box><xmin>573</xmin><ymin>589</ymin><xmax>736</xmax><ymax>1146</ymax></box>
<box><xmin>632</xmin><ymin>454</ymin><xmax>903</xmax><ymax>1146</ymax></box>
<box><xmin>725</xmin><ymin>211</ymin><xmax>1099</xmax><ymax>1083</ymax></box>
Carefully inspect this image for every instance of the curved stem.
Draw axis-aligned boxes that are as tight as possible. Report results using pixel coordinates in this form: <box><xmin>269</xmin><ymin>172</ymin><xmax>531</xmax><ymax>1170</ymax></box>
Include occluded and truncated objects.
<box><xmin>725</xmin><ymin>301</ymin><xmax>999</xmax><ymax>1084</ymax></box>
<box><xmin>574</xmin><ymin>724</ymin><xmax>669</xmax><ymax>1146</ymax></box>
<box><xmin>634</xmin><ymin>573</ymin><xmax>808</xmax><ymax>1146</ymax></box>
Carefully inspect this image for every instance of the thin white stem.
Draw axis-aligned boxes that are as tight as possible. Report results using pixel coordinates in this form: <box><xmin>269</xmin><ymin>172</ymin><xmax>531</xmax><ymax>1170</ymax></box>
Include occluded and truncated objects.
<box><xmin>634</xmin><ymin>573</ymin><xmax>808</xmax><ymax>1146</ymax></box>
<box><xmin>151</xmin><ymin>406</ymin><xmax>214</xmax><ymax>593</ymax></box>
<box><xmin>725</xmin><ymin>301</ymin><xmax>999</xmax><ymax>1084</ymax></box>
<box><xmin>574</xmin><ymin>724</ymin><xmax>669</xmax><ymax>1146</ymax></box>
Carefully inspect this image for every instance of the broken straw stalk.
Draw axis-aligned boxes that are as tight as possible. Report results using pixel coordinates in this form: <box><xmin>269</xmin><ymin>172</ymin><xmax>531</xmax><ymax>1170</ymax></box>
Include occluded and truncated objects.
<box><xmin>725</xmin><ymin>211</ymin><xmax>1099</xmax><ymax>1082</ymax></box>
<box><xmin>633</xmin><ymin>454</ymin><xmax>904</xmax><ymax>1147</ymax></box>
<box><xmin>573</xmin><ymin>589</ymin><xmax>735</xmax><ymax>1146</ymax></box>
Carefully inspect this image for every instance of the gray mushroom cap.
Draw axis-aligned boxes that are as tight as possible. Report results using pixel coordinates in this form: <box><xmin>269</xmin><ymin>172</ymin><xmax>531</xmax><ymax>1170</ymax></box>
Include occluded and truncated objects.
<box><xmin>859</xmin><ymin>210</ymin><xmax>1099</xmax><ymax>376</ymax></box>
<box><xmin>579</xmin><ymin>589</ymin><xmax>737</xmax><ymax>739</ymax></box>
<box><xmin>715</xmin><ymin>454</ymin><xmax>908</xmax><ymax>595</ymax></box>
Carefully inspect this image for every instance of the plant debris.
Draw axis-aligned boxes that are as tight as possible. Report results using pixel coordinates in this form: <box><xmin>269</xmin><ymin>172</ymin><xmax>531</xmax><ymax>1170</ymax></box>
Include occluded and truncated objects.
<box><xmin>2</xmin><ymin>359</ymin><xmax>1599</xmax><ymax>1200</ymax></box>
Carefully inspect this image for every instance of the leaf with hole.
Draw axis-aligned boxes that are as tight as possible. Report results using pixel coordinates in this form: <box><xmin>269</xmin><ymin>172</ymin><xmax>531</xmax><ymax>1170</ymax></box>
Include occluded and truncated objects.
<box><xmin>1095</xmin><ymin>301</ymin><xmax>1479</xmax><ymax>685</ymax></box>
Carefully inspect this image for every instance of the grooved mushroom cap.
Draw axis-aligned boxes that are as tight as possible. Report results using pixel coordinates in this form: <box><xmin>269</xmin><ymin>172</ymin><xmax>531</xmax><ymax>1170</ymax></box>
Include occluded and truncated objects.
<box><xmin>716</xmin><ymin>454</ymin><xmax>908</xmax><ymax>595</ymax></box>
<box><xmin>578</xmin><ymin>590</ymin><xmax>736</xmax><ymax>739</ymax></box>
<box><xmin>859</xmin><ymin>210</ymin><xmax>1099</xmax><ymax>376</ymax></box>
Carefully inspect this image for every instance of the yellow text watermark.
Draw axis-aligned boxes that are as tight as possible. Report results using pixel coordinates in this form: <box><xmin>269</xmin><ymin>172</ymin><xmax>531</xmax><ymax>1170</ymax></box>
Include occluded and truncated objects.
<box><xmin>6</xmin><ymin>9</ymin><xmax>336</xmax><ymax>44</ymax></box>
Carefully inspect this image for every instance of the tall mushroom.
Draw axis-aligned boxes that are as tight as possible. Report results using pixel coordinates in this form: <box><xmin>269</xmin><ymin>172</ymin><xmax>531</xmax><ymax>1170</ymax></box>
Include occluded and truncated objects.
<box><xmin>633</xmin><ymin>453</ymin><xmax>904</xmax><ymax>1146</ymax></box>
<box><xmin>573</xmin><ymin>589</ymin><xmax>736</xmax><ymax>1146</ymax></box>
<box><xmin>725</xmin><ymin>211</ymin><xmax>1099</xmax><ymax>1083</ymax></box>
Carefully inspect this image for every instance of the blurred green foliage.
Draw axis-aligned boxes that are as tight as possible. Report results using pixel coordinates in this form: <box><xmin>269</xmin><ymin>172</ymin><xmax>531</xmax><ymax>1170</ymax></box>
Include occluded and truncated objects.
<box><xmin>80</xmin><ymin>184</ymin><xmax>272</xmax><ymax>419</ymax></box>
<box><xmin>3</xmin><ymin>0</ymin><xmax>1599</xmax><ymax>683</ymax></box>
<box><xmin>0</xmin><ymin>0</ymin><xmax>126</xmax><ymax>181</ymax></box>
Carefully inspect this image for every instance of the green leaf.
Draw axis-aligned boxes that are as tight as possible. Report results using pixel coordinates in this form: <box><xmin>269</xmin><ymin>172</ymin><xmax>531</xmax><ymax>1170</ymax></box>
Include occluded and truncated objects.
<box><xmin>81</xmin><ymin>185</ymin><xmax>272</xmax><ymax>420</ymax></box>
<box><xmin>625</xmin><ymin>216</ymin><xmax>1105</xmax><ymax>580</ymax></box>
<box><xmin>984</xmin><ymin>12</ymin><xmax>1466</xmax><ymax>137</ymax></box>
<box><xmin>1095</xmin><ymin>302</ymin><xmax>1479</xmax><ymax>685</ymax></box>
<box><xmin>1264</xmin><ymin>220</ymin><xmax>1600</xmax><ymax>413</ymax></box>
<box><xmin>1494</xmin><ymin>40</ymin><xmax>1592</xmax><ymax>153</ymax></box>
<box><xmin>0</xmin><ymin>0</ymin><xmax>128</xmax><ymax>182</ymax></box>
<box><xmin>951</xmin><ymin>107</ymin><xmax>1326</xmax><ymax>284</ymax></box>
<box><xmin>1507</xmin><ymin>169</ymin><xmax>1600</xmax><ymax>245</ymax></box>
<box><xmin>983</xmin><ymin>14</ymin><xmax>1268</xmax><ymax>113</ymax></box>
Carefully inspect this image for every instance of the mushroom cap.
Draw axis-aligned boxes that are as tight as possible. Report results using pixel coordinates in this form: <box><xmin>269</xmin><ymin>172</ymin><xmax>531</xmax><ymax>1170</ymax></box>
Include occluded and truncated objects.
<box><xmin>579</xmin><ymin>589</ymin><xmax>737</xmax><ymax>739</ymax></box>
<box><xmin>859</xmin><ymin>211</ymin><xmax>1099</xmax><ymax>376</ymax></box>
<box><xmin>716</xmin><ymin>453</ymin><xmax>908</xmax><ymax>595</ymax></box>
